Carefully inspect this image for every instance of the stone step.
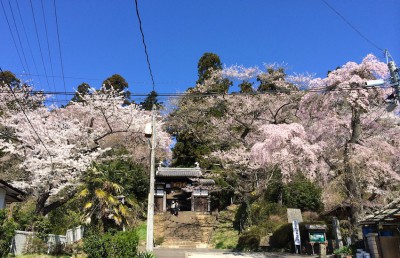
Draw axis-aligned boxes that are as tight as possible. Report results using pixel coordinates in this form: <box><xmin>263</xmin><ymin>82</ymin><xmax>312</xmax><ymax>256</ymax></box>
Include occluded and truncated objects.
<box><xmin>154</xmin><ymin>211</ymin><xmax>217</xmax><ymax>247</ymax></box>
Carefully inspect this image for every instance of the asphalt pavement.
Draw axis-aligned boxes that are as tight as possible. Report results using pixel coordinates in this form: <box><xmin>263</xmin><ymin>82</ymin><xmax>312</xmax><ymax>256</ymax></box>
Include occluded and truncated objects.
<box><xmin>152</xmin><ymin>248</ymin><xmax>316</xmax><ymax>258</ymax></box>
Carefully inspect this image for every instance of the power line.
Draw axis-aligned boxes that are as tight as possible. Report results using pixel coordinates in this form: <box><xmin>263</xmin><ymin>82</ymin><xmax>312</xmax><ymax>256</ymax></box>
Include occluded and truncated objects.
<box><xmin>15</xmin><ymin>0</ymin><xmax>41</xmax><ymax>82</ymax></box>
<box><xmin>134</xmin><ymin>0</ymin><xmax>155</xmax><ymax>91</ymax></box>
<box><xmin>0</xmin><ymin>67</ymin><xmax>53</xmax><ymax>164</ymax></box>
<box><xmin>8</xmin><ymin>0</ymin><xmax>32</xmax><ymax>79</ymax></box>
<box><xmin>320</xmin><ymin>0</ymin><xmax>383</xmax><ymax>52</ymax></box>
<box><xmin>40</xmin><ymin>0</ymin><xmax>58</xmax><ymax>101</ymax></box>
<box><xmin>1</xmin><ymin>0</ymin><xmax>27</xmax><ymax>74</ymax></box>
<box><xmin>0</xmin><ymin>85</ymin><xmax>391</xmax><ymax>98</ymax></box>
<box><xmin>29</xmin><ymin>0</ymin><xmax>51</xmax><ymax>90</ymax></box>
<box><xmin>53</xmin><ymin>0</ymin><xmax>68</xmax><ymax>99</ymax></box>
<box><xmin>21</xmin><ymin>73</ymin><xmax>193</xmax><ymax>85</ymax></box>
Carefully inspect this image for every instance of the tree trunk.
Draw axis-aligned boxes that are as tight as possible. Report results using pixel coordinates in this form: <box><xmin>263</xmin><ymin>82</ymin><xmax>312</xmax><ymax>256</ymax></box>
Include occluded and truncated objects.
<box><xmin>35</xmin><ymin>191</ymin><xmax>50</xmax><ymax>215</ymax></box>
<box><xmin>343</xmin><ymin>107</ymin><xmax>363</xmax><ymax>237</ymax></box>
<box><xmin>35</xmin><ymin>188</ymin><xmax>77</xmax><ymax>216</ymax></box>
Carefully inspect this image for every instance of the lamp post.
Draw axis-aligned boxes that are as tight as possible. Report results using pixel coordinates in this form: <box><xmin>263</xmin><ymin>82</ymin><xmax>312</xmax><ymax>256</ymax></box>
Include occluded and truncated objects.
<box><xmin>145</xmin><ymin>105</ymin><xmax>156</xmax><ymax>252</ymax></box>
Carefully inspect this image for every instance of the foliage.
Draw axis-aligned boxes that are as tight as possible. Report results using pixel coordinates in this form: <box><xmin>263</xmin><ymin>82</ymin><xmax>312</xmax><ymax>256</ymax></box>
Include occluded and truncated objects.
<box><xmin>0</xmin><ymin>209</ymin><xmax>17</xmax><ymax>257</ymax></box>
<box><xmin>105</xmin><ymin>230</ymin><xmax>139</xmax><ymax>258</ymax></box>
<box><xmin>0</xmin><ymin>85</ymin><xmax>171</xmax><ymax>216</ymax></box>
<box><xmin>83</xmin><ymin>233</ymin><xmax>107</xmax><ymax>258</ymax></box>
<box><xmin>210</xmin><ymin>205</ymin><xmax>239</xmax><ymax>249</ymax></box>
<box><xmin>136</xmin><ymin>221</ymin><xmax>147</xmax><ymax>243</ymax></box>
<box><xmin>47</xmin><ymin>198</ymin><xmax>82</xmax><ymax>235</ymax></box>
<box><xmin>333</xmin><ymin>246</ymin><xmax>352</xmax><ymax>255</ymax></box>
<box><xmin>234</xmin><ymin>201</ymin><xmax>251</xmax><ymax>232</ymax></box>
<box><xmin>269</xmin><ymin>223</ymin><xmax>296</xmax><ymax>250</ymax></box>
<box><xmin>236</xmin><ymin>229</ymin><xmax>260</xmax><ymax>251</ymax></box>
<box><xmin>70</xmin><ymin>82</ymin><xmax>91</xmax><ymax>104</ymax></box>
<box><xmin>137</xmin><ymin>251</ymin><xmax>156</xmax><ymax>258</ymax></box>
<box><xmin>249</xmin><ymin>202</ymin><xmax>287</xmax><ymax>231</ymax></box>
<box><xmin>32</xmin><ymin>216</ymin><xmax>52</xmax><ymax>241</ymax></box>
<box><xmin>24</xmin><ymin>235</ymin><xmax>47</xmax><ymax>255</ymax></box>
<box><xmin>102</xmin><ymin>74</ymin><xmax>131</xmax><ymax>104</ymax></box>
<box><xmin>140</xmin><ymin>90</ymin><xmax>163</xmax><ymax>110</ymax></box>
<box><xmin>282</xmin><ymin>173</ymin><xmax>323</xmax><ymax>212</ymax></box>
<box><xmin>10</xmin><ymin>200</ymin><xmax>36</xmax><ymax>231</ymax></box>
<box><xmin>211</xmin><ymin>229</ymin><xmax>238</xmax><ymax>250</ymax></box>
<box><xmin>154</xmin><ymin>236</ymin><xmax>164</xmax><ymax>246</ymax></box>
<box><xmin>79</xmin><ymin>157</ymin><xmax>147</xmax><ymax>232</ymax></box>
<box><xmin>83</xmin><ymin>230</ymin><xmax>139</xmax><ymax>258</ymax></box>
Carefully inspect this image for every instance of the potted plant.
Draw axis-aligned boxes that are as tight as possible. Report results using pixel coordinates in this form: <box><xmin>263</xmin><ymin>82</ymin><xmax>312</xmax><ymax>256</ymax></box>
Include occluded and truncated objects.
<box><xmin>333</xmin><ymin>246</ymin><xmax>352</xmax><ymax>258</ymax></box>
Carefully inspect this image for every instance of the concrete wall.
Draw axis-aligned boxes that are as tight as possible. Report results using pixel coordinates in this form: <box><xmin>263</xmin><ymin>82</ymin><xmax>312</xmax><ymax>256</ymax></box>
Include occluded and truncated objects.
<box><xmin>11</xmin><ymin>230</ymin><xmax>67</xmax><ymax>255</ymax></box>
<box><xmin>66</xmin><ymin>226</ymin><xmax>84</xmax><ymax>245</ymax></box>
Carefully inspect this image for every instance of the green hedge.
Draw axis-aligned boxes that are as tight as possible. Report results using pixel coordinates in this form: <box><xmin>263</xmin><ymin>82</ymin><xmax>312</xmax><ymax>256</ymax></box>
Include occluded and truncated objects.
<box><xmin>0</xmin><ymin>209</ymin><xmax>17</xmax><ymax>257</ymax></box>
<box><xmin>83</xmin><ymin>230</ymin><xmax>139</xmax><ymax>258</ymax></box>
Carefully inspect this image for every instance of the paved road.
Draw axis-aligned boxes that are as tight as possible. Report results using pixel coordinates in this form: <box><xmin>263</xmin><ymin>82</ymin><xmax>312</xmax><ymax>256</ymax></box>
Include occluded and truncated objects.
<box><xmin>152</xmin><ymin>248</ymin><xmax>315</xmax><ymax>258</ymax></box>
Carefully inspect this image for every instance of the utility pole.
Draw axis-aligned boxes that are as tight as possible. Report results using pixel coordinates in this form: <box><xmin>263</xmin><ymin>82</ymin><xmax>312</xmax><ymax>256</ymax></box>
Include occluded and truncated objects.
<box><xmin>145</xmin><ymin>105</ymin><xmax>156</xmax><ymax>252</ymax></box>
<box><xmin>385</xmin><ymin>50</ymin><xmax>400</xmax><ymax>111</ymax></box>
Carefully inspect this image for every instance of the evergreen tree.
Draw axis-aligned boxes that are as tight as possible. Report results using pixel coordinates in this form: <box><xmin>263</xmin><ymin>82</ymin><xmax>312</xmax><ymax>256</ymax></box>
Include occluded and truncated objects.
<box><xmin>139</xmin><ymin>90</ymin><xmax>162</xmax><ymax>111</ymax></box>
<box><xmin>0</xmin><ymin>70</ymin><xmax>20</xmax><ymax>88</ymax></box>
<box><xmin>238</xmin><ymin>81</ymin><xmax>254</xmax><ymax>94</ymax></box>
<box><xmin>196</xmin><ymin>52</ymin><xmax>232</xmax><ymax>93</ymax></box>
<box><xmin>102</xmin><ymin>74</ymin><xmax>131</xmax><ymax>104</ymax></box>
<box><xmin>70</xmin><ymin>83</ymin><xmax>91</xmax><ymax>104</ymax></box>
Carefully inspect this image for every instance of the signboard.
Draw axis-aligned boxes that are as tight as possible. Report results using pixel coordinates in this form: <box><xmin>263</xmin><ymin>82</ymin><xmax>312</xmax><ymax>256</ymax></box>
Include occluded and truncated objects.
<box><xmin>309</xmin><ymin>232</ymin><xmax>325</xmax><ymax>243</ymax></box>
<box><xmin>292</xmin><ymin>219</ymin><xmax>301</xmax><ymax>246</ymax></box>
<box><xmin>287</xmin><ymin>208</ymin><xmax>303</xmax><ymax>223</ymax></box>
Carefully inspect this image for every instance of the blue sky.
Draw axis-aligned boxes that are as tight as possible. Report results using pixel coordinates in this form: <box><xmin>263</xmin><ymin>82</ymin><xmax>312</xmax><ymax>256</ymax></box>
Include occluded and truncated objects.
<box><xmin>1</xmin><ymin>0</ymin><xmax>399</xmax><ymax>105</ymax></box>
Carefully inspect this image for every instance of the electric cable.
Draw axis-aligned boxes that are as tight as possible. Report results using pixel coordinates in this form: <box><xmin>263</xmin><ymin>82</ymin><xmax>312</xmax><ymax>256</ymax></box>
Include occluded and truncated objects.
<box><xmin>0</xmin><ymin>84</ymin><xmax>391</xmax><ymax>98</ymax></box>
<box><xmin>1</xmin><ymin>0</ymin><xmax>27</xmax><ymax>74</ymax></box>
<box><xmin>320</xmin><ymin>0</ymin><xmax>384</xmax><ymax>52</ymax></box>
<box><xmin>8</xmin><ymin>0</ymin><xmax>32</xmax><ymax>79</ymax></box>
<box><xmin>0</xmin><ymin>67</ymin><xmax>53</xmax><ymax>163</ymax></box>
<box><xmin>28</xmin><ymin>0</ymin><xmax>51</xmax><ymax>90</ymax></box>
<box><xmin>40</xmin><ymin>0</ymin><xmax>58</xmax><ymax>102</ymax></box>
<box><xmin>134</xmin><ymin>0</ymin><xmax>155</xmax><ymax>91</ymax></box>
<box><xmin>15</xmin><ymin>0</ymin><xmax>41</xmax><ymax>82</ymax></box>
<box><xmin>53</xmin><ymin>0</ymin><xmax>68</xmax><ymax>100</ymax></box>
<box><xmin>19</xmin><ymin>73</ymin><xmax>193</xmax><ymax>85</ymax></box>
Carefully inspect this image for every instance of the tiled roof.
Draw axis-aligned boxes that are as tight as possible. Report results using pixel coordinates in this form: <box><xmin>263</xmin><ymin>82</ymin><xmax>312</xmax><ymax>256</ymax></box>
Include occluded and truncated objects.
<box><xmin>0</xmin><ymin>180</ymin><xmax>25</xmax><ymax>202</ymax></box>
<box><xmin>190</xmin><ymin>178</ymin><xmax>215</xmax><ymax>185</ymax></box>
<box><xmin>360</xmin><ymin>198</ymin><xmax>400</xmax><ymax>225</ymax></box>
<box><xmin>156</xmin><ymin>167</ymin><xmax>202</xmax><ymax>178</ymax></box>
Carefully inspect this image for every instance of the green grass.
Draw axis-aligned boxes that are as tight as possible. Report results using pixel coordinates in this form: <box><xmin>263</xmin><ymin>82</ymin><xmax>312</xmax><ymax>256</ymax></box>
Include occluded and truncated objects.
<box><xmin>136</xmin><ymin>221</ymin><xmax>147</xmax><ymax>243</ymax></box>
<box><xmin>210</xmin><ymin>206</ymin><xmax>239</xmax><ymax>249</ymax></box>
<box><xmin>211</xmin><ymin>228</ymin><xmax>239</xmax><ymax>249</ymax></box>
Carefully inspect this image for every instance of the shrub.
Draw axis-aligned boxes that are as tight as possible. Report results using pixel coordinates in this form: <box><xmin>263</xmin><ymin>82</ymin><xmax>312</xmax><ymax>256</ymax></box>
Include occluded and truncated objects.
<box><xmin>137</xmin><ymin>251</ymin><xmax>156</xmax><ymax>258</ymax></box>
<box><xmin>269</xmin><ymin>223</ymin><xmax>293</xmax><ymax>250</ymax></box>
<box><xmin>24</xmin><ymin>235</ymin><xmax>48</xmax><ymax>254</ymax></box>
<box><xmin>236</xmin><ymin>230</ymin><xmax>260</xmax><ymax>251</ymax></box>
<box><xmin>83</xmin><ymin>234</ymin><xmax>107</xmax><ymax>258</ymax></box>
<box><xmin>154</xmin><ymin>236</ymin><xmax>164</xmax><ymax>246</ymax></box>
<box><xmin>282</xmin><ymin>173</ymin><xmax>323</xmax><ymax>212</ymax></box>
<box><xmin>334</xmin><ymin>245</ymin><xmax>352</xmax><ymax>255</ymax></box>
<box><xmin>83</xmin><ymin>230</ymin><xmax>139</xmax><ymax>258</ymax></box>
<box><xmin>106</xmin><ymin>230</ymin><xmax>138</xmax><ymax>257</ymax></box>
<box><xmin>0</xmin><ymin>209</ymin><xmax>17</xmax><ymax>257</ymax></box>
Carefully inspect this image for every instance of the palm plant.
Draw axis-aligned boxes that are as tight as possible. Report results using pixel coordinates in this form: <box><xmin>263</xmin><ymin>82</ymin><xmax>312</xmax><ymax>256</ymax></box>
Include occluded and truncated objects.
<box><xmin>79</xmin><ymin>161</ymin><xmax>140</xmax><ymax>231</ymax></box>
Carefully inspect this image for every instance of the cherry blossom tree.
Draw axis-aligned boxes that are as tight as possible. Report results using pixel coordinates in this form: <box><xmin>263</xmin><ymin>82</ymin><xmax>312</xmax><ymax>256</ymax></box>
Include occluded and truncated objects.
<box><xmin>299</xmin><ymin>54</ymin><xmax>399</xmax><ymax>228</ymax></box>
<box><xmin>0</xmin><ymin>86</ymin><xmax>171</xmax><ymax>215</ymax></box>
